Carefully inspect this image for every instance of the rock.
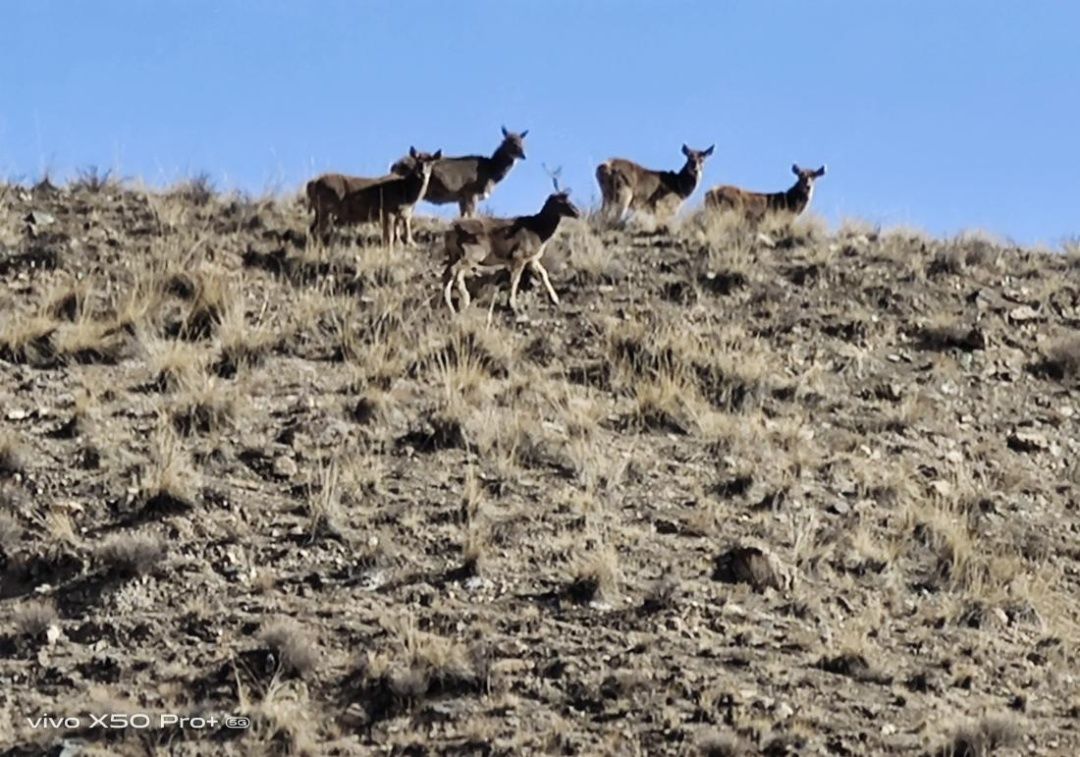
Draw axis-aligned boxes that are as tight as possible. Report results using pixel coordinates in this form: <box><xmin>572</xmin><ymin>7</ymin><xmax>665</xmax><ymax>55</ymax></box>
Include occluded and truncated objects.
<box><xmin>712</xmin><ymin>545</ymin><xmax>794</xmax><ymax>592</ymax></box>
<box><xmin>24</xmin><ymin>211</ymin><xmax>56</xmax><ymax>227</ymax></box>
<box><xmin>272</xmin><ymin>455</ymin><xmax>298</xmax><ymax>479</ymax></box>
<box><xmin>930</xmin><ymin>480</ymin><xmax>953</xmax><ymax>497</ymax></box>
<box><xmin>1008</xmin><ymin>305</ymin><xmax>1042</xmax><ymax>323</ymax></box>
<box><xmin>1007</xmin><ymin>431</ymin><xmax>1048</xmax><ymax>453</ymax></box>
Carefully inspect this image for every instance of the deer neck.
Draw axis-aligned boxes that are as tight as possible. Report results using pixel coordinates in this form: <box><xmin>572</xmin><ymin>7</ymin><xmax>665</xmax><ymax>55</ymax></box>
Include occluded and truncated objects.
<box><xmin>673</xmin><ymin>161</ymin><xmax>702</xmax><ymax>198</ymax></box>
<box><xmin>489</xmin><ymin>143</ymin><xmax>520</xmax><ymax>181</ymax></box>
<box><xmin>784</xmin><ymin>181</ymin><xmax>812</xmax><ymax>213</ymax></box>
<box><xmin>520</xmin><ymin>205</ymin><xmax>564</xmax><ymax>241</ymax></box>
<box><xmin>402</xmin><ymin>169</ymin><xmax>431</xmax><ymax>204</ymax></box>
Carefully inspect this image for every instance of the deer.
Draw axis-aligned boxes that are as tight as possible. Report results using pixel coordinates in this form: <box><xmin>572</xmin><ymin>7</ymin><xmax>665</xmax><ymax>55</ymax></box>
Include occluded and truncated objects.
<box><xmin>306</xmin><ymin>148</ymin><xmax>441</xmax><ymax>247</ymax></box>
<box><xmin>390</xmin><ymin>126</ymin><xmax>527</xmax><ymax>217</ymax></box>
<box><xmin>705</xmin><ymin>164</ymin><xmax>827</xmax><ymax>221</ymax></box>
<box><xmin>443</xmin><ymin>170</ymin><xmax>580</xmax><ymax>314</ymax></box>
<box><xmin>595</xmin><ymin>144</ymin><xmax>714</xmax><ymax>223</ymax></box>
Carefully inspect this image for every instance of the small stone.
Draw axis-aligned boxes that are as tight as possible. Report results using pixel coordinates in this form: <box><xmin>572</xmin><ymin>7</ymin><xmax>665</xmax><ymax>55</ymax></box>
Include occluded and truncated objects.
<box><xmin>930</xmin><ymin>480</ymin><xmax>953</xmax><ymax>497</ymax></box>
<box><xmin>881</xmin><ymin>723</ymin><xmax>897</xmax><ymax>736</ymax></box>
<box><xmin>1007</xmin><ymin>431</ymin><xmax>1048</xmax><ymax>453</ymax></box>
<box><xmin>774</xmin><ymin>702</ymin><xmax>794</xmax><ymax>720</ymax></box>
<box><xmin>24</xmin><ymin>211</ymin><xmax>56</xmax><ymax>226</ymax></box>
<box><xmin>1008</xmin><ymin>305</ymin><xmax>1042</xmax><ymax>323</ymax></box>
<box><xmin>272</xmin><ymin>455</ymin><xmax>298</xmax><ymax>478</ymax></box>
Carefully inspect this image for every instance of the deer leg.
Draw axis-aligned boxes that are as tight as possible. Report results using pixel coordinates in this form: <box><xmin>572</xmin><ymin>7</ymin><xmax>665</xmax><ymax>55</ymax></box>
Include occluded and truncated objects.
<box><xmin>457</xmin><ymin>270</ymin><xmax>471</xmax><ymax>310</ymax></box>
<box><xmin>508</xmin><ymin>262</ymin><xmax>528</xmax><ymax>311</ymax></box>
<box><xmin>444</xmin><ymin>266</ymin><xmax>459</xmax><ymax>313</ymax></box>
<box><xmin>459</xmin><ymin>197</ymin><xmax>476</xmax><ymax>218</ymax></box>
<box><xmin>311</xmin><ymin>208</ymin><xmax>329</xmax><ymax>245</ymax></box>
<box><xmin>382</xmin><ymin>213</ymin><xmax>393</xmax><ymax>250</ymax></box>
<box><xmin>530</xmin><ymin>259</ymin><xmax>559</xmax><ymax>306</ymax></box>
<box><xmin>403</xmin><ymin>214</ymin><xmax>413</xmax><ymax>247</ymax></box>
<box><xmin>614</xmin><ymin>189</ymin><xmax>633</xmax><ymax>225</ymax></box>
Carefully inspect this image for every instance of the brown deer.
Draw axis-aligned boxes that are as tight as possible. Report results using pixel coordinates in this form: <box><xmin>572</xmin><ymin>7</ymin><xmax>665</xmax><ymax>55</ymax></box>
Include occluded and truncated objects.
<box><xmin>596</xmin><ymin>144</ymin><xmax>714</xmax><ymax>223</ymax></box>
<box><xmin>443</xmin><ymin>175</ymin><xmax>580</xmax><ymax>313</ymax></box>
<box><xmin>705</xmin><ymin>164</ymin><xmax>826</xmax><ymax>221</ymax></box>
<box><xmin>391</xmin><ymin>126</ymin><xmax>527</xmax><ymax>217</ymax></box>
<box><xmin>306</xmin><ymin>148</ymin><xmax>441</xmax><ymax>247</ymax></box>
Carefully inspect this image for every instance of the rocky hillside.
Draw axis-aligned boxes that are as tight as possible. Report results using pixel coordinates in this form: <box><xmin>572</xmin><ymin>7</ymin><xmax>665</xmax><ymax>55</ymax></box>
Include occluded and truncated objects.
<box><xmin>1</xmin><ymin>178</ymin><xmax>1078</xmax><ymax>755</ymax></box>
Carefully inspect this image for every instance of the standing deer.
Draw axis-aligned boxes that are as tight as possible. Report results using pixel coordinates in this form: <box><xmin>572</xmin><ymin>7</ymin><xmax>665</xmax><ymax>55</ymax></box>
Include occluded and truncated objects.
<box><xmin>391</xmin><ymin>126</ymin><xmax>528</xmax><ymax>217</ymax></box>
<box><xmin>705</xmin><ymin>164</ymin><xmax>826</xmax><ymax>221</ymax></box>
<box><xmin>443</xmin><ymin>174</ymin><xmax>580</xmax><ymax>313</ymax></box>
<box><xmin>596</xmin><ymin>144</ymin><xmax>714</xmax><ymax>223</ymax></box>
<box><xmin>306</xmin><ymin>148</ymin><xmax>441</xmax><ymax>247</ymax></box>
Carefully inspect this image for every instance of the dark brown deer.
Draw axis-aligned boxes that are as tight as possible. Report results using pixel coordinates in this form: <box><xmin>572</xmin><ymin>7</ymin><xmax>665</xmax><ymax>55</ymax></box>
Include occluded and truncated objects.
<box><xmin>705</xmin><ymin>164</ymin><xmax>826</xmax><ymax>221</ymax></box>
<box><xmin>596</xmin><ymin>144</ymin><xmax>714</xmax><ymax>223</ymax></box>
<box><xmin>443</xmin><ymin>175</ymin><xmax>580</xmax><ymax>313</ymax></box>
<box><xmin>391</xmin><ymin>126</ymin><xmax>527</xmax><ymax>217</ymax></box>
<box><xmin>306</xmin><ymin>148</ymin><xmax>441</xmax><ymax>247</ymax></box>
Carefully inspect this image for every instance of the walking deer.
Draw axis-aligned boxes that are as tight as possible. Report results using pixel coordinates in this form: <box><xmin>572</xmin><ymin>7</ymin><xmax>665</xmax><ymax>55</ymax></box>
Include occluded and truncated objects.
<box><xmin>596</xmin><ymin>144</ymin><xmax>714</xmax><ymax>223</ymax></box>
<box><xmin>391</xmin><ymin>126</ymin><xmax>528</xmax><ymax>217</ymax></box>
<box><xmin>442</xmin><ymin>176</ymin><xmax>580</xmax><ymax>313</ymax></box>
<box><xmin>705</xmin><ymin>164</ymin><xmax>826</xmax><ymax>221</ymax></box>
<box><xmin>306</xmin><ymin>148</ymin><xmax>441</xmax><ymax>247</ymax></box>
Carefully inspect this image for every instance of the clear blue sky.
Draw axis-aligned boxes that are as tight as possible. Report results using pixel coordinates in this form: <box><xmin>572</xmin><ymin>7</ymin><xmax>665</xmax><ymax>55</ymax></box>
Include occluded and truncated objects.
<box><xmin>3</xmin><ymin>2</ymin><xmax>1077</xmax><ymax>245</ymax></box>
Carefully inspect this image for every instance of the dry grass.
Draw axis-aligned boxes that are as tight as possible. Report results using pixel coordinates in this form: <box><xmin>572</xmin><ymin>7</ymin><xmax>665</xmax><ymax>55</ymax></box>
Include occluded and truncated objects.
<box><xmin>258</xmin><ymin>618</ymin><xmax>321</xmax><ymax>678</ymax></box>
<box><xmin>0</xmin><ymin>180</ymin><xmax>1077</xmax><ymax>755</ymax></box>
<box><xmin>96</xmin><ymin>532</ymin><xmax>167</xmax><ymax>577</ymax></box>
<box><xmin>11</xmin><ymin>599</ymin><xmax>59</xmax><ymax>638</ymax></box>
<box><xmin>0</xmin><ymin>433</ymin><xmax>27</xmax><ymax>477</ymax></box>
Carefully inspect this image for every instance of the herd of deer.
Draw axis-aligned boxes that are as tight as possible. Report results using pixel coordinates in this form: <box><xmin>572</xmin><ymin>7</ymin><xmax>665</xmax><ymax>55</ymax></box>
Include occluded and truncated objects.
<box><xmin>304</xmin><ymin>127</ymin><xmax>826</xmax><ymax>313</ymax></box>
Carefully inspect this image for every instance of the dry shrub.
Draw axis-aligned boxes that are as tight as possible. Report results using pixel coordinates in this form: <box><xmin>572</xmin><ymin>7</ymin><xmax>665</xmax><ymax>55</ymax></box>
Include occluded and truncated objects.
<box><xmin>567</xmin><ymin>544</ymin><xmax>620</xmax><ymax>604</ymax></box>
<box><xmin>0</xmin><ymin>434</ymin><xmax>26</xmax><ymax>477</ymax></box>
<box><xmin>258</xmin><ymin>618</ymin><xmax>321</xmax><ymax>678</ymax></box>
<box><xmin>12</xmin><ymin>600</ymin><xmax>58</xmax><ymax>639</ymax></box>
<box><xmin>934</xmin><ymin>714</ymin><xmax>1021</xmax><ymax>757</ymax></box>
<box><xmin>97</xmin><ymin>532</ymin><xmax>166</xmax><ymax>577</ymax></box>
<box><xmin>1033</xmin><ymin>335</ymin><xmax>1080</xmax><ymax>382</ymax></box>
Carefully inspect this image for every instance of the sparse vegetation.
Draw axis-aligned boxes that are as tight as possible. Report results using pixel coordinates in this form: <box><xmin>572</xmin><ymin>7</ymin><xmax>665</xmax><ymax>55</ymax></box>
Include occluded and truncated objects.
<box><xmin>96</xmin><ymin>532</ymin><xmax>167</xmax><ymax>577</ymax></box>
<box><xmin>258</xmin><ymin>618</ymin><xmax>321</xmax><ymax>678</ymax></box>
<box><xmin>11</xmin><ymin>600</ymin><xmax>58</xmax><ymax>639</ymax></box>
<box><xmin>0</xmin><ymin>179</ymin><xmax>1076</xmax><ymax>754</ymax></box>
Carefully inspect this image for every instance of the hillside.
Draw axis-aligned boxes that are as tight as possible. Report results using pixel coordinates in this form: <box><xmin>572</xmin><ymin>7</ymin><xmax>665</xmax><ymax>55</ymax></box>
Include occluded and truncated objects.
<box><xmin>1</xmin><ymin>179</ymin><xmax>1079</xmax><ymax>756</ymax></box>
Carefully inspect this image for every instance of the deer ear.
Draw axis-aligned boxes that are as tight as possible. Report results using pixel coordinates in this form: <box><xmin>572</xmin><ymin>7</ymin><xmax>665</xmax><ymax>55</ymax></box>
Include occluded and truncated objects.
<box><xmin>519</xmin><ymin>129</ymin><xmax>528</xmax><ymax>138</ymax></box>
<box><xmin>501</xmin><ymin>125</ymin><xmax>509</xmax><ymax>137</ymax></box>
<box><xmin>682</xmin><ymin>144</ymin><xmax>691</xmax><ymax>157</ymax></box>
<box><xmin>703</xmin><ymin>145</ymin><xmax>715</xmax><ymax>157</ymax></box>
<box><xmin>434</xmin><ymin>150</ymin><xmax>443</xmax><ymax>160</ymax></box>
<box><xmin>410</xmin><ymin>146</ymin><xmax>418</xmax><ymax>158</ymax></box>
<box><xmin>815</xmin><ymin>165</ymin><xmax>827</xmax><ymax>177</ymax></box>
<box><xmin>792</xmin><ymin>164</ymin><xmax>801</xmax><ymax>175</ymax></box>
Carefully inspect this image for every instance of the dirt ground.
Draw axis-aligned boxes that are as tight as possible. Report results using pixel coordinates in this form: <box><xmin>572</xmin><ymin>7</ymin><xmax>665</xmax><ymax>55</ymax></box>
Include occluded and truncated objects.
<box><xmin>1</xmin><ymin>178</ymin><xmax>1078</xmax><ymax>756</ymax></box>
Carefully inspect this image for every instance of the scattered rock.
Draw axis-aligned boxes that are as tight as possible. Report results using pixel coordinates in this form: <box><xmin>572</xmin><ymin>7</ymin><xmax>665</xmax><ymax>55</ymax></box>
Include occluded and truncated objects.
<box><xmin>1007</xmin><ymin>430</ymin><xmax>1048</xmax><ymax>453</ymax></box>
<box><xmin>272</xmin><ymin>455</ymin><xmax>298</xmax><ymax>479</ymax></box>
<box><xmin>712</xmin><ymin>545</ymin><xmax>794</xmax><ymax>592</ymax></box>
<box><xmin>1008</xmin><ymin>305</ymin><xmax>1042</xmax><ymax>323</ymax></box>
